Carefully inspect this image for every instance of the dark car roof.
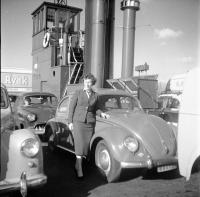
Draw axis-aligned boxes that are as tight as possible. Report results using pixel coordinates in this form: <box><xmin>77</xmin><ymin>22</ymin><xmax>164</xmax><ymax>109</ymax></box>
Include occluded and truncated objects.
<box><xmin>19</xmin><ymin>92</ymin><xmax>57</xmax><ymax>97</ymax></box>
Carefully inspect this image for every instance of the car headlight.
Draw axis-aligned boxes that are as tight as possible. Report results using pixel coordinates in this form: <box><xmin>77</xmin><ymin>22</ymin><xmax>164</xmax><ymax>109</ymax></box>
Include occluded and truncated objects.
<box><xmin>124</xmin><ymin>137</ymin><xmax>139</xmax><ymax>153</ymax></box>
<box><xmin>27</xmin><ymin>113</ymin><xmax>36</xmax><ymax>122</ymax></box>
<box><xmin>21</xmin><ymin>138</ymin><xmax>40</xmax><ymax>158</ymax></box>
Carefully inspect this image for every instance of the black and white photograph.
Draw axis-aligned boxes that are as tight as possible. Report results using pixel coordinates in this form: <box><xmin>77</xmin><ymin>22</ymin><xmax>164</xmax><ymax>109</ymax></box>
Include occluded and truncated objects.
<box><xmin>1</xmin><ymin>0</ymin><xmax>200</xmax><ymax>196</ymax></box>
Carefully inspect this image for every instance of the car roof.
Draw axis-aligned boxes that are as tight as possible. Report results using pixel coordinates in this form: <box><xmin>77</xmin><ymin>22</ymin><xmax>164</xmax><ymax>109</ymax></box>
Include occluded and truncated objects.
<box><xmin>19</xmin><ymin>92</ymin><xmax>57</xmax><ymax>97</ymax></box>
<box><xmin>158</xmin><ymin>93</ymin><xmax>181</xmax><ymax>100</ymax></box>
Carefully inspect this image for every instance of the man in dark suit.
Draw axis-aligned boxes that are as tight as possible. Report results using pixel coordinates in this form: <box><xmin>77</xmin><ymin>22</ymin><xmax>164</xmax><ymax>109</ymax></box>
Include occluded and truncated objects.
<box><xmin>68</xmin><ymin>73</ymin><xmax>109</xmax><ymax>178</ymax></box>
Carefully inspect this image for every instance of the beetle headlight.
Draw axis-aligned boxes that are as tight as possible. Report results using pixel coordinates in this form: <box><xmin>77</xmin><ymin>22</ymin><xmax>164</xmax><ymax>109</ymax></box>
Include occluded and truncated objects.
<box><xmin>27</xmin><ymin>114</ymin><xmax>36</xmax><ymax>122</ymax></box>
<box><xmin>124</xmin><ymin>137</ymin><xmax>139</xmax><ymax>153</ymax></box>
<box><xmin>21</xmin><ymin>138</ymin><xmax>40</xmax><ymax>158</ymax></box>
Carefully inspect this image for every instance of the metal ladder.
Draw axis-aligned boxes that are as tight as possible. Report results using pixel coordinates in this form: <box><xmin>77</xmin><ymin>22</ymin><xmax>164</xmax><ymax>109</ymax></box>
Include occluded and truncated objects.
<box><xmin>69</xmin><ymin>63</ymin><xmax>84</xmax><ymax>84</ymax></box>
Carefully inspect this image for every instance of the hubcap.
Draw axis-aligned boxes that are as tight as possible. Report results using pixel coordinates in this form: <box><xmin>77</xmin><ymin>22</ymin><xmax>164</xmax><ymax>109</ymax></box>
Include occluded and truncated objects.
<box><xmin>99</xmin><ymin>149</ymin><xmax>111</xmax><ymax>175</ymax></box>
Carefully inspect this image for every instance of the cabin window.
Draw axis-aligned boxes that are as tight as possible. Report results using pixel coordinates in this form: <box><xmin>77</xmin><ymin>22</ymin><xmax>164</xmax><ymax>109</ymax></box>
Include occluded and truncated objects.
<box><xmin>32</xmin><ymin>9</ymin><xmax>44</xmax><ymax>35</ymax></box>
<box><xmin>47</xmin><ymin>8</ymin><xmax>55</xmax><ymax>29</ymax></box>
<box><xmin>33</xmin><ymin>15</ymin><xmax>38</xmax><ymax>34</ymax></box>
<box><xmin>39</xmin><ymin>9</ymin><xmax>43</xmax><ymax>31</ymax></box>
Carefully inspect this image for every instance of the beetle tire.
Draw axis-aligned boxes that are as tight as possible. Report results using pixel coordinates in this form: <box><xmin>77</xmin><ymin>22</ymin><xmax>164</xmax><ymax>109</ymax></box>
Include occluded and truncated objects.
<box><xmin>95</xmin><ymin>140</ymin><xmax>121</xmax><ymax>182</ymax></box>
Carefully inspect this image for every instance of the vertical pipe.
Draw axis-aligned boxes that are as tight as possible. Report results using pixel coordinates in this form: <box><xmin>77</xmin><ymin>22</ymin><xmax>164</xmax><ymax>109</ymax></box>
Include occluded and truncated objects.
<box><xmin>76</xmin><ymin>13</ymin><xmax>80</xmax><ymax>31</ymax></box>
<box><xmin>63</xmin><ymin>33</ymin><xmax>68</xmax><ymax>65</ymax></box>
<box><xmin>85</xmin><ymin>0</ymin><xmax>106</xmax><ymax>88</ymax></box>
<box><xmin>91</xmin><ymin>0</ymin><xmax>106</xmax><ymax>88</ymax></box>
<box><xmin>85</xmin><ymin>0</ymin><xmax>92</xmax><ymax>74</ymax></box>
<box><xmin>121</xmin><ymin>0</ymin><xmax>140</xmax><ymax>78</ymax></box>
<box><xmin>105</xmin><ymin>0</ymin><xmax>115</xmax><ymax>84</ymax></box>
<box><xmin>55</xmin><ymin>10</ymin><xmax>59</xmax><ymax>27</ymax></box>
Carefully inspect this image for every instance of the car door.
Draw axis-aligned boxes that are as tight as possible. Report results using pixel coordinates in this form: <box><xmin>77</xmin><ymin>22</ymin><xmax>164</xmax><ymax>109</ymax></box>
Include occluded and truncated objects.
<box><xmin>56</xmin><ymin>97</ymin><xmax>75</xmax><ymax>152</ymax></box>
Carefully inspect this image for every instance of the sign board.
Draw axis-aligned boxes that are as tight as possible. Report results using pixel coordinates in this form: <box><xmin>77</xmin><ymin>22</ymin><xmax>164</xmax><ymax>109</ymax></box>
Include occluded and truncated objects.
<box><xmin>135</xmin><ymin>63</ymin><xmax>149</xmax><ymax>72</ymax></box>
<box><xmin>1</xmin><ymin>71</ymin><xmax>32</xmax><ymax>92</ymax></box>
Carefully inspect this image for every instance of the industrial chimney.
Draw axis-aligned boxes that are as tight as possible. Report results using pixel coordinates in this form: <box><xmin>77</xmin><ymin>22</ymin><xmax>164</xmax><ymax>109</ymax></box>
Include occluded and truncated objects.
<box><xmin>121</xmin><ymin>0</ymin><xmax>140</xmax><ymax>78</ymax></box>
<box><xmin>85</xmin><ymin>0</ymin><xmax>115</xmax><ymax>88</ymax></box>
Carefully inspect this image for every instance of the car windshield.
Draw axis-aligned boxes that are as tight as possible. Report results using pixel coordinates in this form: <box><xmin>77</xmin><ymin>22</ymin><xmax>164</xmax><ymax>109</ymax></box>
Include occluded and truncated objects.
<box><xmin>98</xmin><ymin>94</ymin><xmax>142</xmax><ymax>112</ymax></box>
<box><xmin>23</xmin><ymin>95</ymin><xmax>58</xmax><ymax>106</ymax></box>
<box><xmin>158</xmin><ymin>97</ymin><xmax>180</xmax><ymax>109</ymax></box>
<box><xmin>1</xmin><ymin>88</ymin><xmax>8</xmax><ymax>109</ymax></box>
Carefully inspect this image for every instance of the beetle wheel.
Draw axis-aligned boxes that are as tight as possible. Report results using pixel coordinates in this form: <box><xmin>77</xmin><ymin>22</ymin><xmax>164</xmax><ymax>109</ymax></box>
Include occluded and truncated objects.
<box><xmin>95</xmin><ymin>140</ymin><xmax>121</xmax><ymax>182</ymax></box>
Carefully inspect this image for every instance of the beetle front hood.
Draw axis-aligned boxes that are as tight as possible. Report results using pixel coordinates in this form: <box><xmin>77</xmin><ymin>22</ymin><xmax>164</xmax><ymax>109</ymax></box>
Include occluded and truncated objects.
<box><xmin>106</xmin><ymin>111</ymin><xmax>176</xmax><ymax>158</ymax></box>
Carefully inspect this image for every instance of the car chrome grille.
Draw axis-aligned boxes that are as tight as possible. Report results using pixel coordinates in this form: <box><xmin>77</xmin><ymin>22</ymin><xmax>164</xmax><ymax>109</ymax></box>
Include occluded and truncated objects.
<box><xmin>34</xmin><ymin>123</ymin><xmax>46</xmax><ymax>131</ymax></box>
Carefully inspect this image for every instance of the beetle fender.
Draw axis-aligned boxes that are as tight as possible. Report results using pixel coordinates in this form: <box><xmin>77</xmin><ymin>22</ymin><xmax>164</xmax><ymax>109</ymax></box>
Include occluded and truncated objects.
<box><xmin>90</xmin><ymin>126</ymin><xmax>131</xmax><ymax>162</ymax></box>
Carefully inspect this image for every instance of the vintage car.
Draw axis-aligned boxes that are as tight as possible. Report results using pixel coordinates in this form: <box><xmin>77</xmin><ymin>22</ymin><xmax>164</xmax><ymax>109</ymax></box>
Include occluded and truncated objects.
<box><xmin>0</xmin><ymin>83</ymin><xmax>47</xmax><ymax>196</ymax></box>
<box><xmin>178</xmin><ymin>66</ymin><xmax>200</xmax><ymax>180</ymax></box>
<box><xmin>12</xmin><ymin>92</ymin><xmax>58</xmax><ymax>137</ymax></box>
<box><xmin>150</xmin><ymin>93</ymin><xmax>181</xmax><ymax>138</ymax></box>
<box><xmin>44</xmin><ymin>88</ymin><xmax>177</xmax><ymax>182</ymax></box>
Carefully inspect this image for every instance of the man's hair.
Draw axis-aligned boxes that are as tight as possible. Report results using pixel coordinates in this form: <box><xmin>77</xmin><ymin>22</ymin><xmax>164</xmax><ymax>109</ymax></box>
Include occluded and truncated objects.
<box><xmin>84</xmin><ymin>73</ymin><xmax>97</xmax><ymax>85</ymax></box>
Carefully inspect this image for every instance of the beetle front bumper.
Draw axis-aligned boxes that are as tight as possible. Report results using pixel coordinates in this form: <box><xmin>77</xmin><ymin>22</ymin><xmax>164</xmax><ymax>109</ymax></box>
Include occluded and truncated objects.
<box><xmin>120</xmin><ymin>157</ymin><xmax>178</xmax><ymax>170</ymax></box>
<box><xmin>121</xmin><ymin>158</ymin><xmax>153</xmax><ymax>169</ymax></box>
<box><xmin>0</xmin><ymin>172</ymin><xmax>47</xmax><ymax>196</ymax></box>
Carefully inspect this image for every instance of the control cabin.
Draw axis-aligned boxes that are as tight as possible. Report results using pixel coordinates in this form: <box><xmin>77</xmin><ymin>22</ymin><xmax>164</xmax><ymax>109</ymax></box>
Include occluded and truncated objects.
<box><xmin>32</xmin><ymin>1</ymin><xmax>84</xmax><ymax>99</ymax></box>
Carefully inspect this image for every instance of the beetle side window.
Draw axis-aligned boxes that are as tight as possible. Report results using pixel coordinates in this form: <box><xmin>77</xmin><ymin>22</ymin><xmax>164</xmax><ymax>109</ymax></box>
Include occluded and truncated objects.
<box><xmin>105</xmin><ymin>98</ymin><xmax>118</xmax><ymax>109</ymax></box>
<box><xmin>57</xmin><ymin>97</ymin><xmax>69</xmax><ymax>116</ymax></box>
<box><xmin>120</xmin><ymin>97</ymin><xmax>133</xmax><ymax>110</ymax></box>
<box><xmin>1</xmin><ymin>88</ymin><xmax>8</xmax><ymax>108</ymax></box>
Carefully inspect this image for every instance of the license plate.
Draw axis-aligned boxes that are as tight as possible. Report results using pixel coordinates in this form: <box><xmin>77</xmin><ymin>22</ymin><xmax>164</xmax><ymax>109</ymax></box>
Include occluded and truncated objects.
<box><xmin>157</xmin><ymin>165</ymin><xmax>177</xmax><ymax>173</ymax></box>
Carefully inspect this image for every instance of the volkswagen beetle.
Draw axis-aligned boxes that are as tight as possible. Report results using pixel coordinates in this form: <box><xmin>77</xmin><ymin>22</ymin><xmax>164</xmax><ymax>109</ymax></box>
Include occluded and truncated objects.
<box><xmin>45</xmin><ymin>88</ymin><xmax>177</xmax><ymax>182</ymax></box>
<box><xmin>12</xmin><ymin>92</ymin><xmax>58</xmax><ymax>137</ymax></box>
<box><xmin>0</xmin><ymin>83</ymin><xmax>47</xmax><ymax>196</ymax></box>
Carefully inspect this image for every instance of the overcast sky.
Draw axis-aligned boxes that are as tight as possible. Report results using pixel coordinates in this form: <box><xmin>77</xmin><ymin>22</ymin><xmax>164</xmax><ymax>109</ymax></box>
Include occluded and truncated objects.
<box><xmin>1</xmin><ymin>0</ymin><xmax>199</xmax><ymax>82</ymax></box>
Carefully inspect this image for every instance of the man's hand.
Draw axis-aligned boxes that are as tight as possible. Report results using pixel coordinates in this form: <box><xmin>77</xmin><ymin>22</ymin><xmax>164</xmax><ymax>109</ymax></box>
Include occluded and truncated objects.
<box><xmin>100</xmin><ymin>112</ymin><xmax>110</xmax><ymax>119</ymax></box>
<box><xmin>68</xmin><ymin>123</ymin><xmax>73</xmax><ymax>130</ymax></box>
